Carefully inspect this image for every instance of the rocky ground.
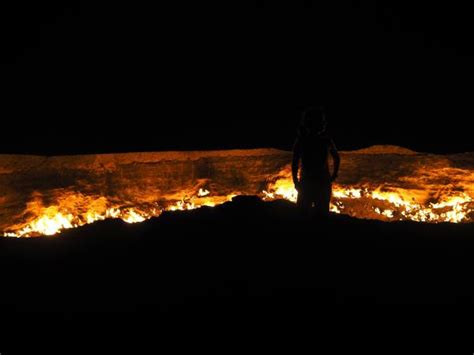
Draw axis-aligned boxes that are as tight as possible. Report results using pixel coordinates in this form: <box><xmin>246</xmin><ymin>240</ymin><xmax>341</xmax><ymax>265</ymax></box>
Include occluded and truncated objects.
<box><xmin>0</xmin><ymin>197</ymin><xmax>473</xmax><ymax>353</ymax></box>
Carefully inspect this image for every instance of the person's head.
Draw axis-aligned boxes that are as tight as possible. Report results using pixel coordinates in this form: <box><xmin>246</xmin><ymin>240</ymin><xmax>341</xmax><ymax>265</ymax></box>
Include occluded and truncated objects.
<box><xmin>299</xmin><ymin>106</ymin><xmax>327</xmax><ymax>136</ymax></box>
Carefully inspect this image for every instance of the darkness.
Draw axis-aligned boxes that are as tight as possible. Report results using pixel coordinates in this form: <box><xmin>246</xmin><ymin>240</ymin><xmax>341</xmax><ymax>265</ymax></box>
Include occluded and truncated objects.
<box><xmin>2</xmin><ymin>1</ymin><xmax>473</xmax><ymax>155</ymax></box>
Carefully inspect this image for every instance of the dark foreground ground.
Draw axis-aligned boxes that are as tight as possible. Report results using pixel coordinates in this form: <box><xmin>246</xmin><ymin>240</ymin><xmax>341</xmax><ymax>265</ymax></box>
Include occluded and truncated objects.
<box><xmin>1</xmin><ymin>197</ymin><xmax>474</xmax><ymax>354</ymax></box>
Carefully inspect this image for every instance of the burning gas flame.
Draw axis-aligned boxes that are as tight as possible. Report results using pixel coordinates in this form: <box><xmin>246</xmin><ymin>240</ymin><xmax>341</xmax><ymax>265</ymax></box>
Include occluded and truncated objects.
<box><xmin>2</xmin><ymin>165</ymin><xmax>473</xmax><ymax>238</ymax></box>
<box><xmin>3</xmin><ymin>189</ymin><xmax>236</xmax><ymax>238</ymax></box>
<box><xmin>262</xmin><ymin>169</ymin><xmax>473</xmax><ymax>224</ymax></box>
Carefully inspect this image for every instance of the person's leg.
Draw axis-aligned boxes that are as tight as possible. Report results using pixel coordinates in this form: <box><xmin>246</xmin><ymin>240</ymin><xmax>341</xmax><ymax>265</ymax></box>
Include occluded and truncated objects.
<box><xmin>296</xmin><ymin>185</ymin><xmax>312</xmax><ymax>217</ymax></box>
<box><xmin>314</xmin><ymin>181</ymin><xmax>332</xmax><ymax>217</ymax></box>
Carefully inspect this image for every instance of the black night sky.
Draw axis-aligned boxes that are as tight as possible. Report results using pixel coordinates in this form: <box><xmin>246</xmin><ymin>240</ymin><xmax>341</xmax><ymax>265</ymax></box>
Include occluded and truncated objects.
<box><xmin>2</xmin><ymin>1</ymin><xmax>473</xmax><ymax>155</ymax></box>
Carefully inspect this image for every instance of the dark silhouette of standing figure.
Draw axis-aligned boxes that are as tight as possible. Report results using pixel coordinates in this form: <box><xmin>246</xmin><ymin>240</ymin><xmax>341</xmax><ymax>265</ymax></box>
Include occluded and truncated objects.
<box><xmin>292</xmin><ymin>107</ymin><xmax>340</xmax><ymax>216</ymax></box>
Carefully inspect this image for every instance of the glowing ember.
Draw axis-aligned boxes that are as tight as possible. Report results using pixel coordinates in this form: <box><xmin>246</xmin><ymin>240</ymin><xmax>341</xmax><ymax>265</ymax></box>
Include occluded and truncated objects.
<box><xmin>198</xmin><ymin>188</ymin><xmax>210</xmax><ymax>197</ymax></box>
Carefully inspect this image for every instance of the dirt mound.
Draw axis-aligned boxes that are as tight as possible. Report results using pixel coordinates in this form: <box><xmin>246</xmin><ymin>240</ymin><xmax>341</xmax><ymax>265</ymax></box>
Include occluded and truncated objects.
<box><xmin>348</xmin><ymin>145</ymin><xmax>419</xmax><ymax>155</ymax></box>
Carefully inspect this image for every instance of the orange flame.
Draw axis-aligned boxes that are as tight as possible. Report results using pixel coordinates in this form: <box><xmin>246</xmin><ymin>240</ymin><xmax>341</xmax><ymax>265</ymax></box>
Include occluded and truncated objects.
<box><xmin>3</xmin><ymin>190</ymin><xmax>236</xmax><ymax>238</ymax></box>
<box><xmin>262</xmin><ymin>169</ymin><xmax>473</xmax><ymax>224</ymax></box>
<box><xmin>3</xmin><ymin>166</ymin><xmax>473</xmax><ymax>238</ymax></box>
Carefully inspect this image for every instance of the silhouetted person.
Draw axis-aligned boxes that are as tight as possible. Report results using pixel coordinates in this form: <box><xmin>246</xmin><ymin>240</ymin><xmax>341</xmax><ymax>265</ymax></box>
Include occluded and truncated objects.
<box><xmin>292</xmin><ymin>107</ymin><xmax>340</xmax><ymax>216</ymax></box>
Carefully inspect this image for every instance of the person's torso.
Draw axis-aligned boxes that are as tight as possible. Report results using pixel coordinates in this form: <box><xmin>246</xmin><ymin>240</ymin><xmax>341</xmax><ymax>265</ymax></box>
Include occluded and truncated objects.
<box><xmin>300</xmin><ymin>134</ymin><xmax>331</xmax><ymax>179</ymax></box>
